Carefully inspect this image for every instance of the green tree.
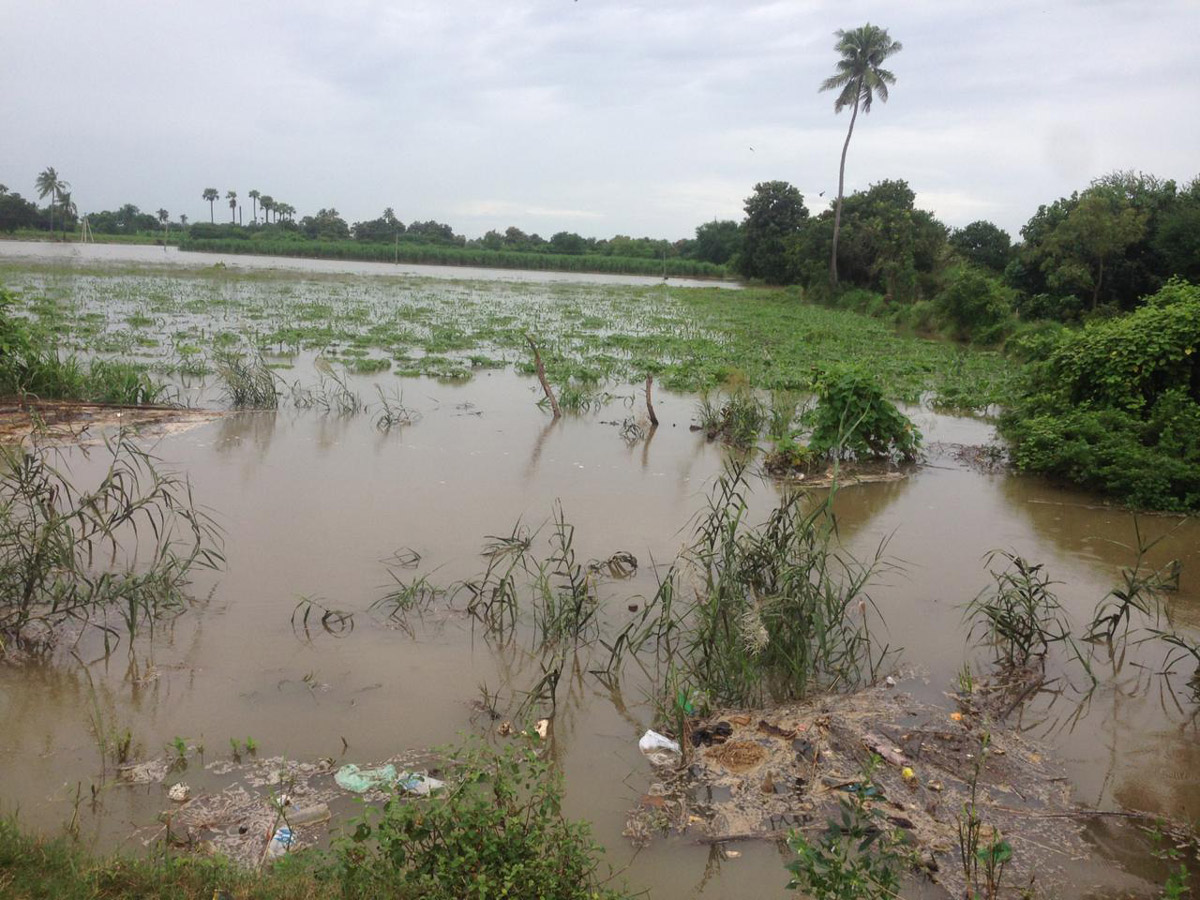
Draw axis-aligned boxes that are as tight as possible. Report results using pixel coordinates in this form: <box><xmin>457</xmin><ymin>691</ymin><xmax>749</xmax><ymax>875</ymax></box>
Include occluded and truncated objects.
<box><xmin>259</xmin><ymin>195</ymin><xmax>274</xmax><ymax>223</ymax></box>
<box><xmin>225</xmin><ymin>190</ymin><xmax>237</xmax><ymax>224</ymax></box>
<box><xmin>738</xmin><ymin>180</ymin><xmax>808</xmax><ymax>284</ymax></box>
<box><xmin>820</xmin><ymin>23</ymin><xmax>902</xmax><ymax>290</ymax></box>
<box><xmin>202</xmin><ymin>188</ymin><xmax>219</xmax><ymax>223</ymax></box>
<box><xmin>0</xmin><ymin>192</ymin><xmax>39</xmax><ymax>232</ymax></box>
<box><xmin>1154</xmin><ymin>178</ymin><xmax>1200</xmax><ymax>282</ymax></box>
<box><xmin>1042</xmin><ymin>190</ymin><xmax>1148</xmax><ymax>310</ymax></box>
<box><xmin>549</xmin><ymin>231</ymin><xmax>586</xmax><ymax>254</ymax></box>
<box><xmin>693</xmin><ymin>219</ymin><xmax>742</xmax><ymax>266</ymax></box>
<box><xmin>35</xmin><ymin>167</ymin><xmax>69</xmax><ymax>238</ymax></box>
<box><xmin>831</xmin><ymin>179</ymin><xmax>945</xmax><ymax>301</ymax></box>
<box><xmin>156</xmin><ymin>208</ymin><xmax>169</xmax><ymax>241</ymax></box>
<box><xmin>248</xmin><ymin>188</ymin><xmax>260</xmax><ymax>224</ymax></box>
<box><xmin>950</xmin><ymin>220</ymin><xmax>1012</xmax><ymax>272</ymax></box>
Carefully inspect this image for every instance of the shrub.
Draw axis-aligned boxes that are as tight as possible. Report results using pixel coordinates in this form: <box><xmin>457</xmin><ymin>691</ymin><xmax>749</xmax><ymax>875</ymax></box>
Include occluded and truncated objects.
<box><xmin>1002</xmin><ymin>279</ymin><xmax>1200</xmax><ymax>509</ymax></box>
<box><xmin>807</xmin><ymin>367</ymin><xmax>920</xmax><ymax>462</ymax></box>
<box><xmin>934</xmin><ymin>265</ymin><xmax>1014</xmax><ymax>343</ymax></box>
<box><xmin>332</xmin><ymin>741</ymin><xmax>632</xmax><ymax>900</ymax></box>
<box><xmin>1003</xmin><ymin>320</ymin><xmax>1069</xmax><ymax>363</ymax></box>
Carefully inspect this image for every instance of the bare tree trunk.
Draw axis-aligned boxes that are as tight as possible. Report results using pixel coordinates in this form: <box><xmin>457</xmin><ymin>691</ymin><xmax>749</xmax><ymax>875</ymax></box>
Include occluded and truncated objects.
<box><xmin>526</xmin><ymin>335</ymin><xmax>560</xmax><ymax>420</ymax></box>
<box><xmin>829</xmin><ymin>96</ymin><xmax>861</xmax><ymax>291</ymax></box>
<box><xmin>645</xmin><ymin>374</ymin><xmax>659</xmax><ymax>427</ymax></box>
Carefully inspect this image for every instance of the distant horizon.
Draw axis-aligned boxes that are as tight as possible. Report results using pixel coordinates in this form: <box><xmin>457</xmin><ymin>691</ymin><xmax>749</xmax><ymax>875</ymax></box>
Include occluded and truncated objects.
<box><xmin>3</xmin><ymin>2</ymin><xmax>1196</xmax><ymax>242</ymax></box>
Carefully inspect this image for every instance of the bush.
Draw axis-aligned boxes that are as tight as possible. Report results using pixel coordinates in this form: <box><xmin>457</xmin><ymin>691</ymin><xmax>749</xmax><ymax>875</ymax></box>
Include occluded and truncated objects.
<box><xmin>1003</xmin><ymin>320</ymin><xmax>1069</xmax><ymax>363</ymax></box>
<box><xmin>934</xmin><ymin>265</ymin><xmax>1014</xmax><ymax>343</ymax></box>
<box><xmin>1001</xmin><ymin>279</ymin><xmax>1200</xmax><ymax>510</ymax></box>
<box><xmin>1015</xmin><ymin>291</ymin><xmax>1082</xmax><ymax>323</ymax></box>
<box><xmin>807</xmin><ymin>367</ymin><xmax>920</xmax><ymax>462</ymax></box>
<box><xmin>332</xmin><ymin>741</ymin><xmax>632</xmax><ymax>900</ymax></box>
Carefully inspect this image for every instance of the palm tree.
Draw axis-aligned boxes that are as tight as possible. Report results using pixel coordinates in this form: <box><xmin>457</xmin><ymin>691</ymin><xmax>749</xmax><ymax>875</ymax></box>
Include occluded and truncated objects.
<box><xmin>58</xmin><ymin>191</ymin><xmax>77</xmax><ymax>228</ymax></box>
<box><xmin>180</xmin><ymin>213</ymin><xmax>188</xmax><ymax>228</ymax></box>
<box><xmin>157</xmin><ymin>208</ymin><xmax>169</xmax><ymax>242</ymax></box>
<box><xmin>202</xmin><ymin>188</ymin><xmax>219</xmax><ymax>223</ymax></box>
<box><xmin>36</xmin><ymin>167</ymin><xmax>70</xmax><ymax>238</ymax></box>
<box><xmin>248</xmin><ymin>189</ymin><xmax>260</xmax><ymax>224</ymax></box>
<box><xmin>820</xmin><ymin>23</ymin><xmax>902</xmax><ymax>289</ymax></box>
<box><xmin>226</xmin><ymin>190</ymin><xmax>238</xmax><ymax>224</ymax></box>
<box><xmin>260</xmin><ymin>195</ymin><xmax>275</xmax><ymax>224</ymax></box>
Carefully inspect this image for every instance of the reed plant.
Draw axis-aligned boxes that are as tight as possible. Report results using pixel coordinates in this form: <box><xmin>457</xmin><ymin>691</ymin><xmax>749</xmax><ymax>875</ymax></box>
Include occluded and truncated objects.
<box><xmin>0</xmin><ymin>433</ymin><xmax>223</xmax><ymax>655</ymax></box>
<box><xmin>213</xmin><ymin>348</ymin><xmax>278</xmax><ymax>408</ymax></box>
<box><xmin>964</xmin><ymin>551</ymin><xmax>1070</xmax><ymax>669</ymax></box>
<box><xmin>665</xmin><ymin>459</ymin><xmax>890</xmax><ymax>708</ymax></box>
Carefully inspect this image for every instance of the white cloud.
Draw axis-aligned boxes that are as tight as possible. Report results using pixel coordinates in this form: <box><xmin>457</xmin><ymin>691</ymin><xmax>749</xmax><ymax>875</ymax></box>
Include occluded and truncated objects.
<box><xmin>1</xmin><ymin>0</ymin><xmax>1196</xmax><ymax>240</ymax></box>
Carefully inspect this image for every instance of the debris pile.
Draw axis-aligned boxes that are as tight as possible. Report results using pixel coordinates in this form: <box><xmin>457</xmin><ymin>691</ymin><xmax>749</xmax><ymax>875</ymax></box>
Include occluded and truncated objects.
<box><xmin>627</xmin><ymin>684</ymin><xmax>1097</xmax><ymax>898</ymax></box>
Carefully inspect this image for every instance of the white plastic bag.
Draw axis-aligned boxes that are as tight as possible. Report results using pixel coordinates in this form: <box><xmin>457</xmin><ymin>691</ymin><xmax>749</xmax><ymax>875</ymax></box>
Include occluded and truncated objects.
<box><xmin>638</xmin><ymin>729</ymin><xmax>681</xmax><ymax>764</ymax></box>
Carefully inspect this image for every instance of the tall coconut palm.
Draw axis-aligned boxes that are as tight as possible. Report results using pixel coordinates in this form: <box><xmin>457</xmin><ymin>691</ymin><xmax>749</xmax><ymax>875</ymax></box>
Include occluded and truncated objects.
<box><xmin>820</xmin><ymin>23</ymin><xmax>902</xmax><ymax>289</ymax></box>
<box><xmin>248</xmin><ymin>189</ymin><xmax>260</xmax><ymax>224</ymax></box>
<box><xmin>202</xmin><ymin>188</ymin><xmax>219</xmax><ymax>223</ymax></box>
<box><xmin>157</xmin><ymin>208</ymin><xmax>169</xmax><ymax>241</ymax></box>
<box><xmin>226</xmin><ymin>190</ymin><xmax>238</xmax><ymax>224</ymax></box>
<box><xmin>260</xmin><ymin>195</ymin><xmax>275</xmax><ymax>224</ymax></box>
<box><xmin>180</xmin><ymin>213</ymin><xmax>188</xmax><ymax>228</ymax></box>
<box><xmin>35</xmin><ymin>167</ymin><xmax>70</xmax><ymax>238</ymax></box>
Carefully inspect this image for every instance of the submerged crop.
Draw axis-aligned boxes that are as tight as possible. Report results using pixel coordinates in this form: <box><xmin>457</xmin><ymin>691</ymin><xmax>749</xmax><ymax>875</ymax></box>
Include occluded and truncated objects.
<box><xmin>0</xmin><ymin>263</ymin><xmax>1019</xmax><ymax>411</ymax></box>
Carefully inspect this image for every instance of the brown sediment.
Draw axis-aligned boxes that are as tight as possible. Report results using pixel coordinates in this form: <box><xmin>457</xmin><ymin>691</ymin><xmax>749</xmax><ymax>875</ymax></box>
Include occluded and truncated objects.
<box><xmin>0</xmin><ymin>400</ymin><xmax>223</xmax><ymax>445</ymax></box>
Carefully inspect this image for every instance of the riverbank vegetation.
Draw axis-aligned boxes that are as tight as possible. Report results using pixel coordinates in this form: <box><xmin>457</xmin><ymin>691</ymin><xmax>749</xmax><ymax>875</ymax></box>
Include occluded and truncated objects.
<box><xmin>0</xmin><ymin>740</ymin><xmax>635</xmax><ymax>898</ymax></box>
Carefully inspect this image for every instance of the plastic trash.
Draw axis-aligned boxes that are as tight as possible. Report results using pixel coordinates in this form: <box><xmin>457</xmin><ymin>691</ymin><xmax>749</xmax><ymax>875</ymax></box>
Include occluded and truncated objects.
<box><xmin>398</xmin><ymin>773</ymin><xmax>445</xmax><ymax>796</ymax></box>
<box><xmin>265</xmin><ymin>826</ymin><xmax>293</xmax><ymax>859</ymax></box>
<box><xmin>167</xmin><ymin>782</ymin><xmax>190</xmax><ymax>802</ymax></box>
<box><xmin>638</xmin><ymin>730</ymin><xmax>681</xmax><ymax>765</ymax></box>
<box><xmin>334</xmin><ymin>763</ymin><xmax>398</xmax><ymax>793</ymax></box>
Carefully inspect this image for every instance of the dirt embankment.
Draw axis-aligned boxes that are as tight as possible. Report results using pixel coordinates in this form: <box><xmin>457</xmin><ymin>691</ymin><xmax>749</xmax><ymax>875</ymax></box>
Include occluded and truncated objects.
<box><xmin>0</xmin><ymin>400</ymin><xmax>222</xmax><ymax>445</ymax></box>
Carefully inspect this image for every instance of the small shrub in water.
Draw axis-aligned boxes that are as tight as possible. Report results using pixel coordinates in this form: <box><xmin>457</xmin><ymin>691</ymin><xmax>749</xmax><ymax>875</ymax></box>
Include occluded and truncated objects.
<box><xmin>964</xmin><ymin>551</ymin><xmax>1070</xmax><ymax>669</ymax></box>
<box><xmin>807</xmin><ymin>366</ymin><xmax>920</xmax><ymax>462</ymax></box>
<box><xmin>332</xmin><ymin>740</ymin><xmax>633</xmax><ymax>900</ymax></box>
<box><xmin>785</xmin><ymin>757</ymin><xmax>911</xmax><ymax>899</ymax></box>
<box><xmin>695</xmin><ymin>389</ymin><xmax>766</xmax><ymax>449</ymax></box>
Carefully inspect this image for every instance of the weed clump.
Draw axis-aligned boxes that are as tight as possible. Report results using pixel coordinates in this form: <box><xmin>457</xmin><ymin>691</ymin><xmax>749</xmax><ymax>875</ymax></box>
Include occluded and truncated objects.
<box><xmin>213</xmin><ymin>348</ymin><xmax>278</xmax><ymax>408</ymax></box>
<box><xmin>0</xmin><ymin>434</ymin><xmax>223</xmax><ymax>655</ymax></box>
<box><xmin>332</xmin><ymin>741</ymin><xmax>634</xmax><ymax>900</ymax></box>
<box><xmin>669</xmin><ymin>459</ymin><xmax>890</xmax><ymax>708</ymax></box>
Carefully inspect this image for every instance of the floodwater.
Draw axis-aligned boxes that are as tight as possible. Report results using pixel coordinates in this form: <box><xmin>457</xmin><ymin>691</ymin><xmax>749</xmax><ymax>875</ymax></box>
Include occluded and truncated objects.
<box><xmin>0</xmin><ymin>258</ymin><xmax>1197</xmax><ymax>898</ymax></box>
<box><xmin>0</xmin><ymin>239</ymin><xmax>739</xmax><ymax>288</ymax></box>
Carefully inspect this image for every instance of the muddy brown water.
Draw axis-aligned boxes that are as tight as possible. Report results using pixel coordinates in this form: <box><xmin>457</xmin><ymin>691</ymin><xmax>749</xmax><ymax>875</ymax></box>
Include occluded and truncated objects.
<box><xmin>0</xmin><ymin>250</ymin><xmax>1197</xmax><ymax>897</ymax></box>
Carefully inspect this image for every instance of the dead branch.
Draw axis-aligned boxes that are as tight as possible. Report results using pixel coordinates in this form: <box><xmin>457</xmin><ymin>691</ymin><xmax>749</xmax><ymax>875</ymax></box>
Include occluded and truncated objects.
<box><xmin>645</xmin><ymin>374</ymin><xmax>659</xmax><ymax>428</ymax></box>
<box><xmin>525</xmin><ymin>334</ymin><xmax>560</xmax><ymax>420</ymax></box>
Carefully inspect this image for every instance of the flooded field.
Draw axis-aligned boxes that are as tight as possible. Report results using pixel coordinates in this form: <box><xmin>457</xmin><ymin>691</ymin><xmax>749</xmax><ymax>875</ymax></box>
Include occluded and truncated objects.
<box><xmin>0</xmin><ymin>246</ymin><xmax>1197</xmax><ymax>898</ymax></box>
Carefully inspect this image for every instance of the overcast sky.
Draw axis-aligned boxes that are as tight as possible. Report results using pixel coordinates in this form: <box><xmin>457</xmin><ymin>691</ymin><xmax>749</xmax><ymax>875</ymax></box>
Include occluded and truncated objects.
<box><xmin>2</xmin><ymin>1</ymin><xmax>1197</xmax><ymax>241</ymax></box>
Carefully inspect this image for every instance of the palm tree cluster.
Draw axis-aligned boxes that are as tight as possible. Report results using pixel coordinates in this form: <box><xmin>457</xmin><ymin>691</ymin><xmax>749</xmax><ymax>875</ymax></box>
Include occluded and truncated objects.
<box><xmin>201</xmin><ymin>187</ymin><xmax>294</xmax><ymax>225</ymax></box>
